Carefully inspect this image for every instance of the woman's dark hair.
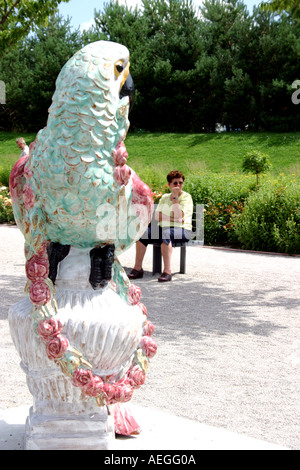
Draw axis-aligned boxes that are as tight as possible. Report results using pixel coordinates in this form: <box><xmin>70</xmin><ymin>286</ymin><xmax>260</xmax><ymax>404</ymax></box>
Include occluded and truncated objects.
<box><xmin>167</xmin><ymin>170</ymin><xmax>185</xmax><ymax>183</ymax></box>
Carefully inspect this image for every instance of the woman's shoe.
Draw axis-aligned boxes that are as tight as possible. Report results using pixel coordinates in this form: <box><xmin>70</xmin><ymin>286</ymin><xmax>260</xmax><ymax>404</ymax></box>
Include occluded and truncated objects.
<box><xmin>158</xmin><ymin>272</ymin><xmax>172</xmax><ymax>282</ymax></box>
<box><xmin>128</xmin><ymin>268</ymin><xmax>144</xmax><ymax>279</ymax></box>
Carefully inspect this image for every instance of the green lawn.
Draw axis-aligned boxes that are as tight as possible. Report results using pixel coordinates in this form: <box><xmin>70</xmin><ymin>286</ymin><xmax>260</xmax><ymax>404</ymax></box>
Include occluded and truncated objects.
<box><xmin>1</xmin><ymin>130</ymin><xmax>299</xmax><ymax>186</ymax></box>
<box><xmin>0</xmin><ymin>131</ymin><xmax>37</xmax><ymax>184</ymax></box>
<box><xmin>125</xmin><ymin>131</ymin><xmax>300</xmax><ymax>177</ymax></box>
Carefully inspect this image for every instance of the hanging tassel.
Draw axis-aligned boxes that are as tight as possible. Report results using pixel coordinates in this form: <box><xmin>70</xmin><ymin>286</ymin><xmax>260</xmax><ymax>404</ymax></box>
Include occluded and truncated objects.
<box><xmin>114</xmin><ymin>404</ymin><xmax>141</xmax><ymax>436</ymax></box>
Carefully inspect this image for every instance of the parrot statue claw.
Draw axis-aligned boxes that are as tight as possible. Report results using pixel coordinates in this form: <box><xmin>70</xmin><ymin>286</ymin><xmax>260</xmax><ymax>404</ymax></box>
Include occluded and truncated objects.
<box><xmin>89</xmin><ymin>244</ymin><xmax>115</xmax><ymax>290</ymax></box>
<box><xmin>48</xmin><ymin>242</ymin><xmax>71</xmax><ymax>285</ymax></box>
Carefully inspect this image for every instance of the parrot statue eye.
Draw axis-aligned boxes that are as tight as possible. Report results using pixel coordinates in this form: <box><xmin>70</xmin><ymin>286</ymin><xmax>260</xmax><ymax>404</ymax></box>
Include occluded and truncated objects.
<box><xmin>115</xmin><ymin>61</ymin><xmax>124</xmax><ymax>76</ymax></box>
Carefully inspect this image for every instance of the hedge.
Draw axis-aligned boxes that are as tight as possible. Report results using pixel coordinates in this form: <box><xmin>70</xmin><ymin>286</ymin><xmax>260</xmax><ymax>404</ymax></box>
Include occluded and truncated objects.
<box><xmin>1</xmin><ymin>172</ymin><xmax>299</xmax><ymax>254</ymax></box>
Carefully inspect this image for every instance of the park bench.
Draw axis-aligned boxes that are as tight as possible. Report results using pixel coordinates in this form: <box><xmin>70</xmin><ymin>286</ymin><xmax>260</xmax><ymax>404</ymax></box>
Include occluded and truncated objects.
<box><xmin>151</xmin><ymin>204</ymin><xmax>204</xmax><ymax>275</ymax></box>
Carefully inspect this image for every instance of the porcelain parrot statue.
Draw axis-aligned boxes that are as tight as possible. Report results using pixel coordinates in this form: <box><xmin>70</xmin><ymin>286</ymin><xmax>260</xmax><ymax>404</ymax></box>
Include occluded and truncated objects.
<box><xmin>9</xmin><ymin>42</ymin><xmax>156</xmax><ymax>426</ymax></box>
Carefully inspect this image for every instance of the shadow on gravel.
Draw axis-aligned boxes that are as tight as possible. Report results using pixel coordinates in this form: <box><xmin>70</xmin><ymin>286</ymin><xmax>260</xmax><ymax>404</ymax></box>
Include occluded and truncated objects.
<box><xmin>0</xmin><ymin>274</ymin><xmax>26</xmax><ymax>320</ymax></box>
<box><xmin>1</xmin><ymin>267</ymin><xmax>291</xmax><ymax>340</ymax></box>
<box><xmin>125</xmin><ymin>270</ymin><xmax>288</xmax><ymax>343</ymax></box>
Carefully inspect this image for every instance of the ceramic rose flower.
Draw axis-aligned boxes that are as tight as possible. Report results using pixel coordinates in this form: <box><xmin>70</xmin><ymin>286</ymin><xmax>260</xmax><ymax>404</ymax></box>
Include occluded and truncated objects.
<box><xmin>112</xmin><ymin>141</ymin><xmax>128</xmax><ymax>166</ymax></box>
<box><xmin>102</xmin><ymin>383</ymin><xmax>117</xmax><ymax>404</ymax></box>
<box><xmin>84</xmin><ymin>375</ymin><xmax>104</xmax><ymax>397</ymax></box>
<box><xmin>128</xmin><ymin>284</ymin><xmax>142</xmax><ymax>305</ymax></box>
<box><xmin>29</xmin><ymin>280</ymin><xmax>51</xmax><ymax>306</ymax></box>
<box><xmin>114</xmin><ymin>381</ymin><xmax>133</xmax><ymax>403</ymax></box>
<box><xmin>26</xmin><ymin>254</ymin><xmax>49</xmax><ymax>281</ymax></box>
<box><xmin>143</xmin><ymin>320</ymin><xmax>155</xmax><ymax>337</ymax></box>
<box><xmin>22</xmin><ymin>183</ymin><xmax>36</xmax><ymax>209</ymax></box>
<box><xmin>139</xmin><ymin>336</ymin><xmax>157</xmax><ymax>359</ymax></box>
<box><xmin>137</xmin><ymin>302</ymin><xmax>147</xmax><ymax>317</ymax></box>
<box><xmin>37</xmin><ymin>318</ymin><xmax>63</xmax><ymax>341</ymax></box>
<box><xmin>127</xmin><ymin>365</ymin><xmax>146</xmax><ymax>389</ymax></box>
<box><xmin>71</xmin><ymin>368</ymin><xmax>94</xmax><ymax>388</ymax></box>
<box><xmin>103</xmin><ymin>381</ymin><xmax>133</xmax><ymax>405</ymax></box>
<box><xmin>114</xmin><ymin>164</ymin><xmax>131</xmax><ymax>186</ymax></box>
<box><xmin>24</xmin><ymin>165</ymin><xmax>33</xmax><ymax>180</ymax></box>
<box><xmin>46</xmin><ymin>334</ymin><xmax>69</xmax><ymax>360</ymax></box>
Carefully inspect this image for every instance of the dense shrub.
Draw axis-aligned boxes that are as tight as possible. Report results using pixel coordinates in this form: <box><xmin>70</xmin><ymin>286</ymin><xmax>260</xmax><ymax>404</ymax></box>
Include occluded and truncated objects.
<box><xmin>149</xmin><ymin>172</ymin><xmax>300</xmax><ymax>253</ymax></box>
<box><xmin>183</xmin><ymin>173</ymin><xmax>255</xmax><ymax>245</ymax></box>
<box><xmin>1</xmin><ymin>168</ymin><xmax>299</xmax><ymax>254</ymax></box>
<box><xmin>234</xmin><ymin>180</ymin><xmax>300</xmax><ymax>254</ymax></box>
<box><xmin>0</xmin><ymin>168</ymin><xmax>11</xmax><ymax>188</ymax></box>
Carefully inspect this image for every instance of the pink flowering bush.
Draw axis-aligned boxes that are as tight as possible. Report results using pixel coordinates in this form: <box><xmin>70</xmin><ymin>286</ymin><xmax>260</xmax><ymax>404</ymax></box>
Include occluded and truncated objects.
<box><xmin>0</xmin><ymin>184</ymin><xmax>14</xmax><ymax>223</ymax></box>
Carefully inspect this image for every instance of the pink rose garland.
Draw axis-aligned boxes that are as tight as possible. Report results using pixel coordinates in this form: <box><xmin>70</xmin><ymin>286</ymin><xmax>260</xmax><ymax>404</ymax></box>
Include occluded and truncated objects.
<box><xmin>139</xmin><ymin>336</ymin><xmax>157</xmax><ymax>359</ymax></box>
<box><xmin>84</xmin><ymin>375</ymin><xmax>105</xmax><ymax>398</ymax></box>
<box><xmin>113</xmin><ymin>141</ymin><xmax>131</xmax><ymax>186</ymax></box>
<box><xmin>46</xmin><ymin>335</ymin><xmax>69</xmax><ymax>360</ymax></box>
<box><xmin>22</xmin><ymin>183</ymin><xmax>36</xmax><ymax>209</ymax></box>
<box><xmin>128</xmin><ymin>284</ymin><xmax>142</xmax><ymax>305</ymax></box>
<box><xmin>72</xmin><ymin>368</ymin><xmax>94</xmax><ymax>388</ymax></box>
<box><xmin>114</xmin><ymin>165</ymin><xmax>131</xmax><ymax>186</ymax></box>
<box><xmin>103</xmin><ymin>380</ymin><xmax>133</xmax><ymax>405</ymax></box>
<box><xmin>26</xmin><ymin>253</ymin><xmax>49</xmax><ymax>281</ymax></box>
<box><xmin>29</xmin><ymin>280</ymin><xmax>51</xmax><ymax>306</ymax></box>
<box><xmin>143</xmin><ymin>320</ymin><xmax>155</xmax><ymax>336</ymax></box>
<box><xmin>127</xmin><ymin>365</ymin><xmax>146</xmax><ymax>388</ymax></box>
<box><xmin>37</xmin><ymin>318</ymin><xmax>63</xmax><ymax>340</ymax></box>
<box><xmin>137</xmin><ymin>302</ymin><xmax>147</xmax><ymax>317</ymax></box>
<box><xmin>112</xmin><ymin>141</ymin><xmax>128</xmax><ymax>166</ymax></box>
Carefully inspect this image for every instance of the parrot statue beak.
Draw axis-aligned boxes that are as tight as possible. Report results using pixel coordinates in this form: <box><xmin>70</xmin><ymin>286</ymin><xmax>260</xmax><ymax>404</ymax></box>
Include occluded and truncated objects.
<box><xmin>120</xmin><ymin>73</ymin><xmax>135</xmax><ymax>111</ymax></box>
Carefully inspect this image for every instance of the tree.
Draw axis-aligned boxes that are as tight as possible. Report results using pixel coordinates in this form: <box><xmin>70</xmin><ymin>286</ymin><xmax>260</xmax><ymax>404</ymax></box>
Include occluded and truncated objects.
<box><xmin>245</xmin><ymin>7</ymin><xmax>300</xmax><ymax>131</ymax></box>
<box><xmin>0</xmin><ymin>0</ymin><xmax>70</xmax><ymax>53</ymax></box>
<box><xmin>261</xmin><ymin>0</ymin><xmax>300</xmax><ymax>20</ymax></box>
<box><xmin>199</xmin><ymin>0</ymin><xmax>253</xmax><ymax>130</ymax></box>
<box><xmin>1</xmin><ymin>0</ymin><xmax>299</xmax><ymax>133</ymax></box>
<box><xmin>0</xmin><ymin>15</ymin><xmax>84</xmax><ymax>131</ymax></box>
<box><xmin>95</xmin><ymin>0</ymin><xmax>205</xmax><ymax>131</ymax></box>
<box><xmin>200</xmin><ymin>1</ymin><xmax>300</xmax><ymax>131</ymax></box>
<box><xmin>242</xmin><ymin>151</ymin><xmax>272</xmax><ymax>186</ymax></box>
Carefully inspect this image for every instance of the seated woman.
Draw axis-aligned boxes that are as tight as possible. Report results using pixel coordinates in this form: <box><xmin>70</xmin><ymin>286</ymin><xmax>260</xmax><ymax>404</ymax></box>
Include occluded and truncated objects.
<box><xmin>128</xmin><ymin>170</ymin><xmax>193</xmax><ymax>282</ymax></box>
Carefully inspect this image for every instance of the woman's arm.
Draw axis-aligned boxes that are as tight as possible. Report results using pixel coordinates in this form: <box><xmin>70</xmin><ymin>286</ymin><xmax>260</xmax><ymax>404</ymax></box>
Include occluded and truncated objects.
<box><xmin>155</xmin><ymin>209</ymin><xmax>184</xmax><ymax>224</ymax></box>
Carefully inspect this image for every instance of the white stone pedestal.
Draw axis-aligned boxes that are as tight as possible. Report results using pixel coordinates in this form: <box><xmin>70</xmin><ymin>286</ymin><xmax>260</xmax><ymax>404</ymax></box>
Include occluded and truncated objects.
<box><xmin>8</xmin><ymin>248</ymin><xmax>146</xmax><ymax>450</ymax></box>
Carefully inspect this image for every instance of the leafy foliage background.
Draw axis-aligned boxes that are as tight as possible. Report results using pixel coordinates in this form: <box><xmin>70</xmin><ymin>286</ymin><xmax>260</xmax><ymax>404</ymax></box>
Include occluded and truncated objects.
<box><xmin>0</xmin><ymin>0</ymin><xmax>299</xmax><ymax>133</ymax></box>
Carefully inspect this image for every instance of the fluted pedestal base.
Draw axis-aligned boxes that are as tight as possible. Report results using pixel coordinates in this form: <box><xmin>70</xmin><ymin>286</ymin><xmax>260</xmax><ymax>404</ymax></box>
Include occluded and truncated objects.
<box><xmin>25</xmin><ymin>404</ymin><xmax>114</xmax><ymax>450</ymax></box>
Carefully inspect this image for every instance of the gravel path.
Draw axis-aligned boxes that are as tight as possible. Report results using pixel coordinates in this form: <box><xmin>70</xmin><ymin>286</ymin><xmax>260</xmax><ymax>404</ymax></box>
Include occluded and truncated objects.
<box><xmin>1</xmin><ymin>225</ymin><xmax>299</xmax><ymax>449</ymax></box>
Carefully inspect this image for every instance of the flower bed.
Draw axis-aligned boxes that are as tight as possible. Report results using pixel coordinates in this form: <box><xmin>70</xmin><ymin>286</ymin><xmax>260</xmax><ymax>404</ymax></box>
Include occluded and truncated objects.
<box><xmin>0</xmin><ymin>184</ymin><xmax>14</xmax><ymax>223</ymax></box>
